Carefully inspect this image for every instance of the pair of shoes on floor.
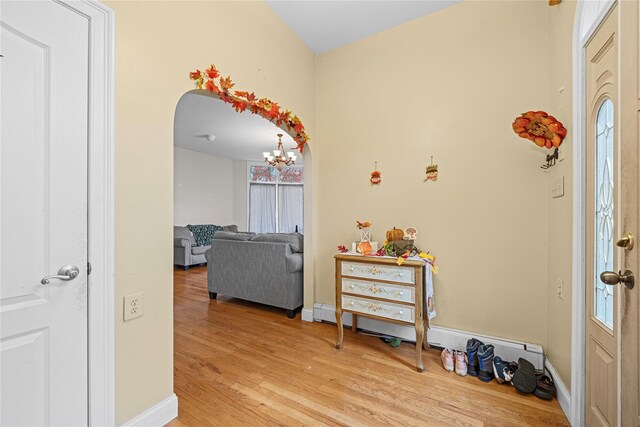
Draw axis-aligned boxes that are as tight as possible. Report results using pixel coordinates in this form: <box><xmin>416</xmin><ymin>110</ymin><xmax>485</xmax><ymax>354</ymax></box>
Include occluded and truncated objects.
<box><xmin>511</xmin><ymin>357</ymin><xmax>557</xmax><ymax>400</ymax></box>
<box><xmin>440</xmin><ymin>348</ymin><xmax>468</xmax><ymax>376</ymax></box>
<box><xmin>466</xmin><ymin>338</ymin><xmax>495</xmax><ymax>382</ymax></box>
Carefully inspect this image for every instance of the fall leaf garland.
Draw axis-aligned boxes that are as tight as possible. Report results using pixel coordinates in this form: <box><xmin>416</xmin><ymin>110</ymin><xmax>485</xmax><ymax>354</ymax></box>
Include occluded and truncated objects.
<box><xmin>189</xmin><ymin>64</ymin><xmax>310</xmax><ymax>153</ymax></box>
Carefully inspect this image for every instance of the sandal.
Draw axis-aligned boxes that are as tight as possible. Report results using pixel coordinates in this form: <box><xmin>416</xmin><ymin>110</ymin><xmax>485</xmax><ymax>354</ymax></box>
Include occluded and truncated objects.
<box><xmin>534</xmin><ymin>373</ymin><xmax>557</xmax><ymax>400</ymax></box>
<box><xmin>512</xmin><ymin>358</ymin><xmax>537</xmax><ymax>394</ymax></box>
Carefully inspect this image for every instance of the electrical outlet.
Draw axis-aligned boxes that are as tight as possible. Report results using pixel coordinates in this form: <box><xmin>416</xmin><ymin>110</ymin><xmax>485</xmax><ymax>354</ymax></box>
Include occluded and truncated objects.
<box><xmin>124</xmin><ymin>292</ymin><xmax>144</xmax><ymax>321</ymax></box>
<box><xmin>557</xmin><ymin>278</ymin><xmax>564</xmax><ymax>300</ymax></box>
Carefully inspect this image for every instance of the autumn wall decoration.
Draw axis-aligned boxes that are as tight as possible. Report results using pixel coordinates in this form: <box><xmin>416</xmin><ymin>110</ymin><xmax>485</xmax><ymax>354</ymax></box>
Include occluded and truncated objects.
<box><xmin>512</xmin><ymin>110</ymin><xmax>567</xmax><ymax>169</ymax></box>
<box><xmin>512</xmin><ymin>111</ymin><xmax>566</xmax><ymax>150</ymax></box>
<box><xmin>189</xmin><ymin>64</ymin><xmax>310</xmax><ymax>153</ymax></box>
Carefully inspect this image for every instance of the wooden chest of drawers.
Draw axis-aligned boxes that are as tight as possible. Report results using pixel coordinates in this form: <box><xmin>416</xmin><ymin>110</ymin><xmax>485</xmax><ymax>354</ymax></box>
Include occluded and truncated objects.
<box><xmin>334</xmin><ymin>254</ymin><xmax>429</xmax><ymax>372</ymax></box>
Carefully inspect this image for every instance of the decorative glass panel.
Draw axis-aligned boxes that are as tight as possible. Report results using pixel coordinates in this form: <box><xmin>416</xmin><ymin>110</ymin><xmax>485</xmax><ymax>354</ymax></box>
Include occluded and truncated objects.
<box><xmin>594</xmin><ymin>98</ymin><xmax>614</xmax><ymax>329</ymax></box>
<box><xmin>278</xmin><ymin>166</ymin><xmax>304</xmax><ymax>184</ymax></box>
<box><xmin>250</xmin><ymin>165</ymin><xmax>276</xmax><ymax>183</ymax></box>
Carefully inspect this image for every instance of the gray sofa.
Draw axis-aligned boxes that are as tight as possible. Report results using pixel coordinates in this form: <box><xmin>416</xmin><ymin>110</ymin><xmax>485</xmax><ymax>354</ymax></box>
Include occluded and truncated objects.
<box><xmin>174</xmin><ymin>224</ymin><xmax>238</xmax><ymax>269</ymax></box>
<box><xmin>205</xmin><ymin>231</ymin><xmax>303</xmax><ymax>318</ymax></box>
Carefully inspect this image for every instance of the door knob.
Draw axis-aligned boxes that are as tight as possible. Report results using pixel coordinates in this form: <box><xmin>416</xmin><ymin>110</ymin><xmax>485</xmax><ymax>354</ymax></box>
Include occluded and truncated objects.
<box><xmin>616</xmin><ymin>232</ymin><xmax>634</xmax><ymax>250</ymax></box>
<box><xmin>600</xmin><ymin>270</ymin><xmax>635</xmax><ymax>290</ymax></box>
<box><xmin>41</xmin><ymin>265</ymin><xmax>80</xmax><ymax>285</ymax></box>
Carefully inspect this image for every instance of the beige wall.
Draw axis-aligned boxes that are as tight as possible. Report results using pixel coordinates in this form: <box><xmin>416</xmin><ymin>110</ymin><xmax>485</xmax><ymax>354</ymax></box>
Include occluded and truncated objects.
<box><xmin>106</xmin><ymin>1</ymin><xmax>314</xmax><ymax>423</ymax></box>
<box><xmin>546</xmin><ymin>0</ymin><xmax>577</xmax><ymax>391</ymax></box>
<box><xmin>315</xmin><ymin>0</ymin><xmax>551</xmax><ymax>344</ymax></box>
<box><xmin>173</xmin><ymin>147</ymin><xmax>234</xmax><ymax>226</ymax></box>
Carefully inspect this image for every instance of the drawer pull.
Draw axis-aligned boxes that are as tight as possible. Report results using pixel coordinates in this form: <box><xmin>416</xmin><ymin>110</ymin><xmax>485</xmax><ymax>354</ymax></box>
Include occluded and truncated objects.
<box><xmin>350</xmin><ymin>284</ymin><xmax>355</xmax><ymax>289</ymax></box>
<box><xmin>350</xmin><ymin>266</ymin><xmax>355</xmax><ymax>272</ymax></box>
<box><xmin>399</xmin><ymin>309</ymin><xmax>404</xmax><ymax>315</ymax></box>
<box><xmin>399</xmin><ymin>291</ymin><xmax>404</xmax><ymax>296</ymax></box>
<box><xmin>350</xmin><ymin>301</ymin><xmax>354</xmax><ymax>306</ymax></box>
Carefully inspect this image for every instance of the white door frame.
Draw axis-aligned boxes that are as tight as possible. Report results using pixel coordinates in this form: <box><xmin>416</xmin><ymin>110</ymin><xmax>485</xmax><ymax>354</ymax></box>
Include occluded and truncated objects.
<box><xmin>571</xmin><ymin>1</ymin><xmax>617</xmax><ymax>425</ymax></box>
<box><xmin>54</xmin><ymin>1</ymin><xmax>116</xmax><ymax>425</ymax></box>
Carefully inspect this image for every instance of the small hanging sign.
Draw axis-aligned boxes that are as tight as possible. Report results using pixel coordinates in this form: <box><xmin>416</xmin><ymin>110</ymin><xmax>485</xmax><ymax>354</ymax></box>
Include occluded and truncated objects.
<box><xmin>370</xmin><ymin>161</ymin><xmax>381</xmax><ymax>185</ymax></box>
<box><xmin>425</xmin><ymin>156</ymin><xmax>438</xmax><ymax>182</ymax></box>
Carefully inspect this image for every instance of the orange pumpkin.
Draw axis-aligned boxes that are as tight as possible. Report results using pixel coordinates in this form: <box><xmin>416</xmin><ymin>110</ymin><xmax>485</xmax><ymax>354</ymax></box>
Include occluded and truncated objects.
<box><xmin>386</xmin><ymin>227</ymin><xmax>404</xmax><ymax>241</ymax></box>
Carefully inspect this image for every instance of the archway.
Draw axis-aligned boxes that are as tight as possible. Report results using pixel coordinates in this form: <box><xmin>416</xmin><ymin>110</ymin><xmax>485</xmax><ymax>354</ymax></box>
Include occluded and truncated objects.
<box><xmin>173</xmin><ymin>87</ymin><xmax>315</xmax><ymax>318</ymax></box>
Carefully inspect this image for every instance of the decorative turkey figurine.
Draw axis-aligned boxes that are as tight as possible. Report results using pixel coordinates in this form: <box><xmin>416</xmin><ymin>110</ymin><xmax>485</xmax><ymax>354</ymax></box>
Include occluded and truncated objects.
<box><xmin>370</xmin><ymin>161</ymin><xmax>381</xmax><ymax>185</ymax></box>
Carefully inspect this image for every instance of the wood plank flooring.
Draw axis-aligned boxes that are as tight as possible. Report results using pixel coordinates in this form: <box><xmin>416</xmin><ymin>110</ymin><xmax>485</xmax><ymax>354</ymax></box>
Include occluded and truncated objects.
<box><xmin>168</xmin><ymin>266</ymin><xmax>569</xmax><ymax>426</ymax></box>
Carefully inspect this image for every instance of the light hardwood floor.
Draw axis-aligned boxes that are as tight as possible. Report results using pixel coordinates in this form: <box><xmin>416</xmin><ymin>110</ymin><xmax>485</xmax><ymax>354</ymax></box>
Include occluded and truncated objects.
<box><xmin>169</xmin><ymin>266</ymin><xmax>569</xmax><ymax>426</ymax></box>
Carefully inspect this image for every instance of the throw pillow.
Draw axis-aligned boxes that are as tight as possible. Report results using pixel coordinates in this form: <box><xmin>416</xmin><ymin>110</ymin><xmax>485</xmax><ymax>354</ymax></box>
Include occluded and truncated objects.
<box><xmin>250</xmin><ymin>233</ymin><xmax>304</xmax><ymax>253</ymax></box>
<box><xmin>186</xmin><ymin>224</ymin><xmax>223</xmax><ymax>246</ymax></box>
<box><xmin>213</xmin><ymin>231</ymin><xmax>255</xmax><ymax>241</ymax></box>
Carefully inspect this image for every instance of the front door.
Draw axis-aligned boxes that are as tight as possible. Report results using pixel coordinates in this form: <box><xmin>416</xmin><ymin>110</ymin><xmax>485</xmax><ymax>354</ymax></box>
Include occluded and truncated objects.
<box><xmin>0</xmin><ymin>1</ymin><xmax>89</xmax><ymax>425</ymax></box>
<box><xmin>585</xmin><ymin>5</ymin><xmax>619</xmax><ymax>426</ymax></box>
<box><xmin>585</xmin><ymin>3</ymin><xmax>640</xmax><ymax>425</ymax></box>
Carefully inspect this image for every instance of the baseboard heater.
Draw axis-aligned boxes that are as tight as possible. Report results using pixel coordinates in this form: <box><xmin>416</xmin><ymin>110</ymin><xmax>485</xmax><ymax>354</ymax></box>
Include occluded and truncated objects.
<box><xmin>313</xmin><ymin>303</ymin><xmax>545</xmax><ymax>369</ymax></box>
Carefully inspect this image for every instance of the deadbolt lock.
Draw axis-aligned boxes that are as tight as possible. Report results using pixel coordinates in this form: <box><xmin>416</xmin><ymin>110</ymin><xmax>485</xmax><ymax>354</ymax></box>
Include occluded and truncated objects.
<box><xmin>617</xmin><ymin>232</ymin><xmax>634</xmax><ymax>250</ymax></box>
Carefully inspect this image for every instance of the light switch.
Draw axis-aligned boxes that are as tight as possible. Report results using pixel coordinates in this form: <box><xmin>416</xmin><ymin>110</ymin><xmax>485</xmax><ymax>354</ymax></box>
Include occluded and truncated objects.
<box><xmin>551</xmin><ymin>176</ymin><xmax>564</xmax><ymax>198</ymax></box>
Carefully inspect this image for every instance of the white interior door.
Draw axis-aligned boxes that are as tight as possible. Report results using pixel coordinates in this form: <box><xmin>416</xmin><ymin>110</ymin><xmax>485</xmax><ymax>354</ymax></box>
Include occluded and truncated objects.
<box><xmin>1</xmin><ymin>1</ymin><xmax>89</xmax><ymax>425</ymax></box>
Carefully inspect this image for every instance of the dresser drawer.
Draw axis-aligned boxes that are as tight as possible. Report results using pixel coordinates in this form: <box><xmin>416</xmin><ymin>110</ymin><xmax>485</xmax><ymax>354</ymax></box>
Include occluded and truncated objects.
<box><xmin>341</xmin><ymin>261</ymin><xmax>415</xmax><ymax>284</ymax></box>
<box><xmin>342</xmin><ymin>278</ymin><xmax>415</xmax><ymax>304</ymax></box>
<box><xmin>342</xmin><ymin>295</ymin><xmax>415</xmax><ymax>323</ymax></box>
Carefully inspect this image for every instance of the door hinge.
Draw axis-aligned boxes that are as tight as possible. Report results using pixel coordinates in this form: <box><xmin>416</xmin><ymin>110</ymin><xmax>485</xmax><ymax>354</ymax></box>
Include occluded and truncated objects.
<box><xmin>87</xmin><ymin>261</ymin><xmax>92</xmax><ymax>275</ymax></box>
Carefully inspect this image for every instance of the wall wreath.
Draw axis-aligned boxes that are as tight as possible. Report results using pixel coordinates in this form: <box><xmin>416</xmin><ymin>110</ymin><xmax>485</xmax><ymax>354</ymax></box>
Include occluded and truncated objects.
<box><xmin>189</xmin><ymin>64</ymin><xmax>310</xmax><ymax>152</ymax></box>
<box><xmin>512</xmin><ymin>110</ymin><xmax>566</xmax><ymax>150</ymax></box>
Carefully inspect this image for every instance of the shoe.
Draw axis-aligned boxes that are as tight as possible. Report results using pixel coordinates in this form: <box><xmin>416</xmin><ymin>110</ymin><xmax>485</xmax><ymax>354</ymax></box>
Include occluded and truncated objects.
<box><xmin>512</xmin><ymin>358</ymin><xmax>537</xmax><ymax>393</ymax></box>
<box><xmin>493</xmin><ymin>356</ymin><xmax>515</xmax><ymax>383</ymax></box>
<box><xmin>466</xmin><ymin>338</ymin><xmax>484</xmax><ymax>377</ymax></box>
<box><xmin>533</xmin><ymin>373</ymin><xmax>557</xmax><ymax>400</ymax></box>
<box><xmin>477</xmin><ymin>344</ymin><xmax>495</xmax><ymax>382</ymax></box>
<box><xmin>454</xmin><ymin>351</ymin><xmax>467</xmax><ymax>376</ymax></box>
<box><xmin>440</xmin><ymin>348</ymin><xmax>454</xmax><ymax>372</ymax></box>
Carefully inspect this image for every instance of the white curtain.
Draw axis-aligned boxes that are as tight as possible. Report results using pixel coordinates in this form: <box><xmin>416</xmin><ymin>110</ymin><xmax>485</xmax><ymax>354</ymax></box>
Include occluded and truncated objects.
<box><xmin>278</xmin><ymin>185</ymin><xmax>304</xmax><ymax>234</ymax></box>
<box><xmin>249</xmin><ymin>184</ymin><xmax>276</xmax><ymax>233</ymax></box>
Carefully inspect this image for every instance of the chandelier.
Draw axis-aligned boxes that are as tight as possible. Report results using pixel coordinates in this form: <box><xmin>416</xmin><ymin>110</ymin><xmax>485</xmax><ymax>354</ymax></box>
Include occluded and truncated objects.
<box><xmin>263</xmin><ymin>133</ymin><xmax>297</xmax><ymax>171</ymax></box>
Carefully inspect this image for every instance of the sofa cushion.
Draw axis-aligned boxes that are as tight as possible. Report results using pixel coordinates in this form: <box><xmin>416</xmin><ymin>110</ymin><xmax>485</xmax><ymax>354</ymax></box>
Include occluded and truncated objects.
<box><xmin>174</xmin><ymin>226</ymin><xmax>196</xmax><ymax>246</ymax></box>
<box><xmin>250</xmin><ymin>233</ymin><xmax>304</xmax><ymax>253</ymax></box>
<box><xmin>222</xmin><ymin>224</ymin><xmax>239</xmax><ymax>233</ymax></box>
<box><xmin>191</xmin><ymin>245</ymin><xmax>210</xmax><ymax>255</ymax></box>
<box><xmin>213</xmin><ymin>231</ymin><xmax>255</xmax><ymax>241</ymax></box>
<box><xmin>187</xmin><ymin>224</ymin><xmax>223</xmax><ymax>246</ymax></box>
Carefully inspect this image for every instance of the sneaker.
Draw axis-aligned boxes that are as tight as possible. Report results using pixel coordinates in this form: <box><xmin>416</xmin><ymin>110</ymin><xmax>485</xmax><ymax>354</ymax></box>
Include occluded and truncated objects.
<box><xmin>440</xmin><ymin>348</ymin><xmax>454</xmax><ymax>372</ymax></box>
<box><xmin>493</xmin><ymin>356</ymin><xmax>515</xmax><ymax>383</ymax></box>
<box><xmin>477</xmin><ymin>344</ymin><xmax>495</xmax><ymax>382</ymax></box>
<box><xmin>466</xmin><ymin>338</ymin><xmax>484</xmax><ymax>377</ymax></box>
<box><xmin>454</xmin><ymin>351</ymin><xmax>467</xmax><ymax>376</ymax></box>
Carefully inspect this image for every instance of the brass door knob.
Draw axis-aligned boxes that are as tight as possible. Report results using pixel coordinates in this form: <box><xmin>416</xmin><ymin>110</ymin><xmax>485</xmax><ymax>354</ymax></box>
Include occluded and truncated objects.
<box><xmin>600</xmin><ymin>270</ymin><xmax>635</xmax><ymax>289</ymax></box>
<box><xmin>616</xmin><ymin>232</ymin><xmax>634</xmax><ymax>250</ymax></box>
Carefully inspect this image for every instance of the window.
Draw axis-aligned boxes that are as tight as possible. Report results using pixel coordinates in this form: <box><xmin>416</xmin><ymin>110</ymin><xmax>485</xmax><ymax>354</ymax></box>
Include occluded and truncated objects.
<box><xmin>248</xmin><ymin>165</ymin><xmax>303</xmax><ymax>234</ymax></box>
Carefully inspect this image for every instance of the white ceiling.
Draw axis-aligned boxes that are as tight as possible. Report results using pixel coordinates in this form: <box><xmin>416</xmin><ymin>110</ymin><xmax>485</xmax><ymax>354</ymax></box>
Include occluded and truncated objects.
<box><xmin>174</xmin><ymin>92</ymin><xmax>300</xmax><ymax>163</ymax></box>
<box><xmin>266</xmin><ymin>0</ymin><xmax>461</xmax><ymax>53</ymax></box>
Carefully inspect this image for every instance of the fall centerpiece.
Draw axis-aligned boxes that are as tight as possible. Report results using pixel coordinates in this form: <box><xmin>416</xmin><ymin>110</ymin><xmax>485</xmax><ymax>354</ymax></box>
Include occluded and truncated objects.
<box><xmin>512</xmin><ymin>110</ymin><xmax>567</xmax><ymax>149</ymax></box>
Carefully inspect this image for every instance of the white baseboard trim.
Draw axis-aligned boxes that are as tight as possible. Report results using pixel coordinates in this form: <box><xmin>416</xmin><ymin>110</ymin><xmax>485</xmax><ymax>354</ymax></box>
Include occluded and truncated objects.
<box><xmin>121</xmin><ymin>393</ymin><xmax>178</xmax><ymax>427</ymax></box>
<box><xmin>544</xmin><ymin>359</ymin><xmax>572</xmax><ymax>424</ymax></box>
<box><xmin>301</xmin><ymin>307</ymin><xmax>314</xmax><ymax>322</ymax></box>
<box><xmin>313</xmin><ymin>303</ymin><xmax>545</xmax><ymax>368</ymax></box>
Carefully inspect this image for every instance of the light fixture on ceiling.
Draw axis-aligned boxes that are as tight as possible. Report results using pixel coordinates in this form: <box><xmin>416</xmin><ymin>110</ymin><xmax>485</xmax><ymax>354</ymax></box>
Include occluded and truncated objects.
<box><xmin>263</xmin><ymin>133</ymin><xmax>296</xmax><ymax>171</ymax></box>
<box><xmin>205</xmin><ymin>134</ymin><xmax>216</xmax><ymax>142</ymax></box>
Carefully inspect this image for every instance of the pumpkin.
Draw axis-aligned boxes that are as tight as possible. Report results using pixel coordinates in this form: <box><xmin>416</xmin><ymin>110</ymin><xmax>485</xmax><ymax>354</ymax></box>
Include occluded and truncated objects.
<box><xmin>386</xmin><ymin>227</ymin><xmax>404</xmax><ymax>242</ymax></box>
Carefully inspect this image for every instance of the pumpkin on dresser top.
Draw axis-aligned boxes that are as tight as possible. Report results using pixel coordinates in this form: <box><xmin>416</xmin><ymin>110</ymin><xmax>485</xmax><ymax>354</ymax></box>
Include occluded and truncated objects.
<box><xmin>386</xmin><ymin>227</ymin><xmax>404</xmax><ymax>242</ymax></box>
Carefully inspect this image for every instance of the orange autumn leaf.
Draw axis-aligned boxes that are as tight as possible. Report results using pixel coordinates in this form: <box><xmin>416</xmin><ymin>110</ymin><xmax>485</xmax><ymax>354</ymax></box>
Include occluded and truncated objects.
<box><xmin>189</xmin><ymin>70</ymin><xmax>201</xmax><ymax>80</ymax></box>
<box><xmin>204</xmin><ymin>80</ymin><xmax>219</xmax><ymax>94</ymax></box>
<box><xmin>205</xmin><ymin>64</ymin><xmax>220</xmax><ymax>79</ymax></box>
<box><xmin>232</xmin><ymin>99</ymin><xmax>247</xmax><ymax>113</ymax></box>
<box><xmin>219</xmin><ymin>76</ymin><xmax>235</xmax><ymax>91</ymax></box>
<box><xmin>234</xmin><ymin>91</ymin><xmax>249</xmax><ymax>99</ymax></box>
<box><xmin>246</xmin><ymin>92</ymin><xmax>257</xmax><ymax>102</ymax></box>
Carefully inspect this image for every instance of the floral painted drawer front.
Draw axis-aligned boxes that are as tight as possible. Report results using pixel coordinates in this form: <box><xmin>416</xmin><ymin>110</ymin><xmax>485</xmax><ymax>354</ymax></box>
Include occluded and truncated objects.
<box><xmin>342</xmin><ymin>295</ymin><xmax>415</xmax><ymax>323</ymax></box>
<box><xmin>342</xmin><ymin>278</ymin><xmax>415</xmax><ymax>304</ymax></box>
<box><xmin>341</xmin><ymin>262</ymin><xmax>415</xmax><ymax>285</ymax></box>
